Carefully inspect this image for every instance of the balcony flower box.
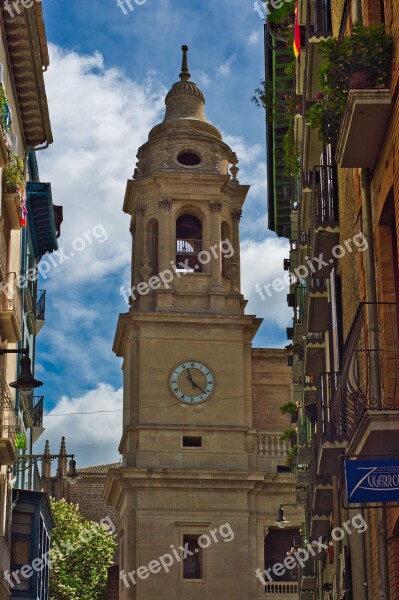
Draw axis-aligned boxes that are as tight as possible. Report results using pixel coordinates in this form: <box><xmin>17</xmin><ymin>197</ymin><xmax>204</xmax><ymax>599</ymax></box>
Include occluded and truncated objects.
<box><xmin>306</xmin><ymin>23</ymin><xmax>393</xmax><ymax>157</ymax></box>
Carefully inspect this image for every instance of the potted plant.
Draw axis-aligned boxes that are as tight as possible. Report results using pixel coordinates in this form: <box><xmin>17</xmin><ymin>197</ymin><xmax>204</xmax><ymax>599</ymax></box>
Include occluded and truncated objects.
<box><xmin>286</xmin><ymin>443</ymin><xmax>298</xmax><ymax>468</ymax></box>
<box><xmin>280</xmin><ymin>427</ymin><xmax>298</xmax><ymax>446</ymax></box>
<box><xmin>280</xmin><ymin>401</ymin><xmax>299</xmax><ymax>424</ymax></box>
<box><xmin>3</xmin><ymin>151</ymin><xmax>24</xmax><ymax>191</ymax></box>
<box><xmin>307</xmin><ymin>24</ymin><xmax>393</xmax><ymax>144</ymax></box>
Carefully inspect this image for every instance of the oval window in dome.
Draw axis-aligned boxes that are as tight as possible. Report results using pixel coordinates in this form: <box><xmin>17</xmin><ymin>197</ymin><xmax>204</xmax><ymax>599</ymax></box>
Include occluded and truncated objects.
<box><xmin>177</xmin><ymin>151</ymin><xmax>201</xmax><ymax>166</ymax></box>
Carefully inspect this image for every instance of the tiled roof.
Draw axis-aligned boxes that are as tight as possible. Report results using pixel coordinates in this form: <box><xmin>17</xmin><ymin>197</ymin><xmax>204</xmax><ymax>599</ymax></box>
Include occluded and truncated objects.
<box><xmin>77</xmin><ymin>463</ymin><xmax>121</xmax><ymax>475</ymax></box>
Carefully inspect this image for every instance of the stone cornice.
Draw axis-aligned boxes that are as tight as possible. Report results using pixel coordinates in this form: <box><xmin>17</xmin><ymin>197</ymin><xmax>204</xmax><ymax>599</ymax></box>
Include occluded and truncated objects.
<box><xmin>1</xmin><ymin>4</ymin><xmax>52</xmax><ymax>147</ymax></box>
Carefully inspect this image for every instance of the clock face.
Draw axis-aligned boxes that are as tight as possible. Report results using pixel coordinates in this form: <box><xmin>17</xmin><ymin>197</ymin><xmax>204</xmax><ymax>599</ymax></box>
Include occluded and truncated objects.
<box><xmin>170</xmin><ymin>361</ymin><xmax>214</xmax><ymax>404</ymax></box>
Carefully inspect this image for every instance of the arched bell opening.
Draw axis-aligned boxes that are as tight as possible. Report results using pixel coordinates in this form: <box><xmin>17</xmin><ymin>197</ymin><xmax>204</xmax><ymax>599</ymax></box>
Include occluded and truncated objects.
<box><xmin>146</xmin><ymin>218</ymin><xmax>159</xmax><ymax>276</ymax></box>
<box><xmin>221</xmin><ymin>221</ymin><xmax>231</xmax><ymax>278</ymax></box>
<box><xmin>176</xmin><ymin>214</ymin><xmax>203</xmax><ymax>272</ymax></box>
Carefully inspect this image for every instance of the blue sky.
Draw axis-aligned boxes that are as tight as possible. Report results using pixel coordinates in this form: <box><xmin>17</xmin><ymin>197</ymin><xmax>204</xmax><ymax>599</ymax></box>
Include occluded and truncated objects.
<box><xmin>34</xmin><ymin>0</ymin><xmax>291</xmax><ymax>465</ymax></box>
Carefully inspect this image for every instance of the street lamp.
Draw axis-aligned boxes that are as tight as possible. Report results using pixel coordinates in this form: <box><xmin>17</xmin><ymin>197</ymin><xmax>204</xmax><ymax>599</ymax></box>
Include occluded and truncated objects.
<box><xmin>275</xmin><ymin>504</ymin><xmax>298</xmax><ymax>528</ymax></box>
<box><xmin>11</xmin><ymin>454</ymin><xmax>81</xmax><ymax>486</ymax></box>
<box><xmin>0</xmin><ymin>348</ymin><xmax>43</xmax><ymax>394</ymax></box>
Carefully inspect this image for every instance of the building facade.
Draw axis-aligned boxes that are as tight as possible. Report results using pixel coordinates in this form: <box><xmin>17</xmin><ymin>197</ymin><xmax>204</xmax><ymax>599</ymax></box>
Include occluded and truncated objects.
<box><xmin>0</xmin><ymin>3</ymin><xmax>60</xmax><ymax>598</ymax></box>
<box><xmin>105</xmin><ymin>47</ymin><xmax>302</xmax><ymax>600</ymax></box>
<box><xmin>266</xmin><ymin>0</ymin><xmax>399</xmax><ymax>598</ymax></box>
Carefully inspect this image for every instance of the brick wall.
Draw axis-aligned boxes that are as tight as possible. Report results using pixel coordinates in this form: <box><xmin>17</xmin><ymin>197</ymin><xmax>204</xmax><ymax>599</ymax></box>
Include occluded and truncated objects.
<box><xmin>251</xmin><ymin>348</ymin><xmax>292</xmax><ymax>431</ymax></box>
<box><xmin>65</xmin><ymin>469</ymin><xmax>120</xmax><ymax>599</ymax></box>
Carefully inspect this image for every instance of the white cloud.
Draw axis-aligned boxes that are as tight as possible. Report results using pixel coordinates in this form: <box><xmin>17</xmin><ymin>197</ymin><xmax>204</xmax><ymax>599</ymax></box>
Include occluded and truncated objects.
<box><xmin>35</xmin><ymin>384</ymin><xmax>122</xmax><ymax>468</ymax></box>
<box><xmin>241</xmin><ymin>238</ymin><xmax>292</xmax><ymax>328</ymax></box>
<box><xmin>39</xmin><ymin>44</ymin><xmax>166</xmax><ymax>285</ymax></box>
<box><xmin>217</xmin><ymin>55</ymin><xmax>237</xmax><ymax>77</ymax></box>
<box><xmin>247</xmin><ymin>30</ymin><xmax>261</xmax><ymax>45</ymax></box>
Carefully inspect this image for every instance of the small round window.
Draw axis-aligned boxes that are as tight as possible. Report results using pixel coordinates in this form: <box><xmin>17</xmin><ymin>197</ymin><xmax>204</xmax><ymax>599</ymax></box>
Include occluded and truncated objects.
<box><xmin>177</xmin><ymin>151</ymin><xmax>201</xmax><ymax>166</ymax></box>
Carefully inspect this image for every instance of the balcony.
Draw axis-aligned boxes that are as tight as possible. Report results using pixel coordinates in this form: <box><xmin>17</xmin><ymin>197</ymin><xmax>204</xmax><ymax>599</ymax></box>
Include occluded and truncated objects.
<box><xmin>306</xmin><ymin>0</ymin><xmax>332</xmax><ymax>100</ymax></box>
<box><xmin>300</xmin><ymin>561</ymin><xmax>317</xmax><ymax>592</ymax></box>
<box><xmin>304</xmin><ymin>332</ymin><xmax>325</xmax><ymax>377</ymax></box>
<box><xmin>337</xmin><ymin>88</ymin><xmax>392</xmax><ymax>168</ymax></box>
<box><xmin>265</xmin><ymin>581</ymin><xmax>298</xmax><ymax>598</ymax></box>
<box><xmin>304</xmin><ymin>377</ymin><xmax>318</xmax><ymax>423</ymax></box>
<box><xmin>0</xmin><ymin>219</ymin><xmax>7</xmax><ymax>280</ymax></box>
<box><xmin>0</xmin><ymin>377</ymin><xmax>18</xmax><ymax>466</ymax></box>
<box><xmin>310</xmin><ymin>437</ymin><xmax>333</xmax><ymax>535</ymax></box>
<box><xmin>332</xmin><ymin>302</ymin><xmax>399</xmax><ymax>456</ymax></box>
<box><xmin>256</xmin><ymin>432</ymin><xmax>291</xmax><ymax>459</ymax></box>
<box><xmin>2</xmin><ymin>188</ymin><xmax>22</xmax><ymax>230</ymax></box>
<box><xmin>32</xmin><ymin>396</ymin><xmax>44</xmax><ymax>444</ymax></box>
<box><xmin>311</xmin><ymin>165</ymin><xmax>339</xmax><ymax>274</ymax></box>
<box><xmin>316</xmin><ymin>373</ymin><xmax>346</xmax><ymax>476</ymax></box>
<box><xmin>307</xmin><ymin>278</ymin><xmax>329</xmax><ymax>332</ymax></box>
<box><xmin>0</xmin><ymin>273</ymin><xmax>22</xmax><ymax>342</ymax></box>
<box><xmin>36</xmin><ymin>289</ymin><xmax>46</xmax><ymax>334</ymax></box>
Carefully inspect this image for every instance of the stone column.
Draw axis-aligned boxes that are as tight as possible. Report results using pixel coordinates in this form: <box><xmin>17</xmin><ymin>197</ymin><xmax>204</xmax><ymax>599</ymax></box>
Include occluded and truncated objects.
<box><xmin>130</xmin><ymin>221</ymin><xmax>135</xmax><ymax>292</ymax></box>
<box><xmin>133</xmin><ymin>206</ymin><xmax>145</xmax><ymax>288</ymax></box>
<box><xmin>209</xmin><ymin>201</ymin><xmax>223</xmax><ymax>292</ymax></box>
<box><xmin>158</xmin><ymin>198</ymin><xmax>171</xmax><ymax>276</ymax></box>
<box><xmin>231</xmin><ymin>210</ymin><xmax>242</xmax><ymax>293</ymax></box>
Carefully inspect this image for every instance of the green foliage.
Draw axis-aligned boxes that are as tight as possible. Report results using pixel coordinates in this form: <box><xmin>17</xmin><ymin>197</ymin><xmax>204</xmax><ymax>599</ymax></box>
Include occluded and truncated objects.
<box><xmin>0</xmin><ymin>85</ymin><xmax>9</xmax><ymax>132</ymax></box>
<box><xmin>283</xmin><ymin>125</ymin><xmax>300</xmax><ymax>177</ymax></box>
<box><xmin>49</xmin><ymin>498</ymin><xmax>116</xmax><ymax>600</ymax></box>
<box><xmin>3</xmin><ymin>151</ymin><xmax>24</xmax><ymax>190</ymax></box>
<box><xmin>280</xmin><ymin>402</ymin><xmax>298</xmax><ymax>415</ymax></box>
<box><xmin>307</xmin><ymin>24</ymin><xmax>393</xmax><ymax>144</ymax></box>
<box><xmin>265</xmin><ymin>0</ymin><xmax>295</xmax><ymax>42</ymax></box>
<box><xmin>286</xmin><ymin>443</ymin><xmax>298</xmax><ymax>468</ymax></box>
<box><xmin>266</xmin><ymin>0</ymin><xmax>295</xmax><ymax>24</ymax></box>
<box><xmin>284</xmin><ymin>59</ymin><xmax>297</xmax><ymax>76</ymax></box>
<box><xmin>280</xmin><ymin>428</ymin><xmax>297</xmax><ymax>445</ymax></box>
<box><xmin>253</xmin><ymin>79</ymin><xmax>299</xmax><ymax>121</ymax></box>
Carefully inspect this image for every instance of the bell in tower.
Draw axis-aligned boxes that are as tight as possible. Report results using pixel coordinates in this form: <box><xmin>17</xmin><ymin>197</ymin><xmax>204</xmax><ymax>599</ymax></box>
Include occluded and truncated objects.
<box><xmin>122</xmin><ymin>45</ymin><xmax>246</xmax><ymax>312</ymax></box>
<box><xmin>106</xmin><ymin>45</ymin><xmax>299</xmax><ymax>600</ymax></box>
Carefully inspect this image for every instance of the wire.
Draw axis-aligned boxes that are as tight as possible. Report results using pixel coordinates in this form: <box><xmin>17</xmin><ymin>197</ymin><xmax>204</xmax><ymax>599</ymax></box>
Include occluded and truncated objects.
<box><xmin>43</xmin><ymin>395</ymin><xmax>285</xmax><ymax>417</ymax></box>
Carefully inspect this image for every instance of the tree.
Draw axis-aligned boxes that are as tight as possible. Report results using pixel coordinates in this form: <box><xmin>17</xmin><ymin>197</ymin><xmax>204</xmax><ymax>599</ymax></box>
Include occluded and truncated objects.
<box><xmin>49</xmin><ymin>498</ymin><xmax>116</xmax><ymax>600</ymax></box>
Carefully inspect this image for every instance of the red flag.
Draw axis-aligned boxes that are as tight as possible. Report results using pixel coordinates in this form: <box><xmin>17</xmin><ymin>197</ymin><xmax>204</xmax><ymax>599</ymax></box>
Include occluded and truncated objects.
<box><xmin>293</xmin><ymin>1</ymin><xmax>300</xmax><ymax>60</ymax></box>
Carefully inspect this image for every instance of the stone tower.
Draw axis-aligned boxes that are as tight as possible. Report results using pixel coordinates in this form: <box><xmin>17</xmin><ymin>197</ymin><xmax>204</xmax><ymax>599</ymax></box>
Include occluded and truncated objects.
<box><xmin>105</xmin><ymin>46</ymin><xmax>299</xmax><ymax>600</ymax></box>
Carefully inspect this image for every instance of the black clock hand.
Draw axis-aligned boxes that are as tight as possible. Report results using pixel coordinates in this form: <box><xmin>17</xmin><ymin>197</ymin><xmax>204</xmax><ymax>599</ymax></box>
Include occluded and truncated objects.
<box><xmin>186</xmin><ymin>369</ymin><xmax>197</xmax><ymax>389</ymax></box>
<box><xmin>192</xmin><ymin>381</ymin><xmax>207</xmax><ymax>394</ymax></box>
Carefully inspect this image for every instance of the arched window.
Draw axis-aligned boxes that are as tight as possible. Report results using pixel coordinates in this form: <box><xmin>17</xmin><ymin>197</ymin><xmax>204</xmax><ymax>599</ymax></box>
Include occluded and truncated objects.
<box><xmin>176</xmin><ymin>214</ymin><xmax>202</xmax><ymax>272</ymax></box>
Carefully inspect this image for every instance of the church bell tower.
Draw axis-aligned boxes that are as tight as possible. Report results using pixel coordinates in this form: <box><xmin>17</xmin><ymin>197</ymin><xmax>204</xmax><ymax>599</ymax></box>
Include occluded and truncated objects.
<box><xmin>105</xmin><ymin>46</ymin><xmax>297</xmax><ymax>600</ymax></box>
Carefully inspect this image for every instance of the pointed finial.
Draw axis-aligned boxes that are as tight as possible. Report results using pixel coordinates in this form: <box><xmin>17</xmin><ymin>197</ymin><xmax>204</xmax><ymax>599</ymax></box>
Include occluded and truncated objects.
<box><xmin>59</xmin><ymin>436</ymin><xmax>66</xmax><ymax>455</ymax></box>
<box><xmin>44</xmin><ymin>440</ymin><xmax>50</xmax><ymax>455</ymax></box>
<box><xmin>180</xmin><ymin>45</ymin><xmax>191</xmax><ymax>81</ymax></box>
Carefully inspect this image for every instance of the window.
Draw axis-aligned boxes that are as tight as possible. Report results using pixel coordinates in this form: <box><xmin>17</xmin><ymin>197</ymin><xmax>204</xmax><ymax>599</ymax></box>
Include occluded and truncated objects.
<box><xmin>176</xmin><ymin>214</ymin><xmax>202</xmax><ymax>271</ymax></box>
<box><xmin>182</xmin><ymin>435</ymin><xmax>203</xmax><ymax>448</ymax></box>
<box><xmin>177</xmin><ymin>151</ymin><xmax>201</xmax><ymax>166</ymax></box>
<box><xmin>182</xmin><ymin>534</ymin><xmax>202</xmax><ymax>579</ymax></box>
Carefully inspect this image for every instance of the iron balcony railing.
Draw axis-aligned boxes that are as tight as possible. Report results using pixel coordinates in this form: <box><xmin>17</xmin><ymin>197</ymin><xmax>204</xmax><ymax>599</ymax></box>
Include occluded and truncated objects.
<box><xmin>1</xmin><ymin>272</ymin><xmax>22</xmax><ymax>330</ymax></box>
<box><xmin>332</xmin><ymin>302</ymin><xmax>399</xmax><ymax>439</ymax></box>
<box><xmin>33</xmin><ymin>396</ymin><xmax>44</xmax><ymax>428</ymax></box>
<box><xmin>36</xmin><ymin>290</ymin><xmax>46</xmax><ymax>321</ymax></box>
<box><xmin>311</xmin><ymin>165</ymin><xmax>339</xmax><ymax>229</ymax></box>
<box><xmin>313</xmin><ymin>0</ymin><xmax>332</xmax><ymax>34</ymax></box>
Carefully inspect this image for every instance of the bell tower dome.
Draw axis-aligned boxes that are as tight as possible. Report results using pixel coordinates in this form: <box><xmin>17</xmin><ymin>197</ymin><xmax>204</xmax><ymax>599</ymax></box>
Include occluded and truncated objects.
<box><xmin>123</xmin><ymin>45</ymin><xmax>248</xmax><ymax>314</ymax></box>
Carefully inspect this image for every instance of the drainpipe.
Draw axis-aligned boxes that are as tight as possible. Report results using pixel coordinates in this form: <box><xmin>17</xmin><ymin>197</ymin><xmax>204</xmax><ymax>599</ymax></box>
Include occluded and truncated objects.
<box><xmin>360</xmin><ymin>168</ymin><xmax>390</xmax><ymax>600</ymax></box>
<box><xmin>352</xmin><ymin>0</ymin><xmax>362</xmax><ymax>24</ymax></box>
